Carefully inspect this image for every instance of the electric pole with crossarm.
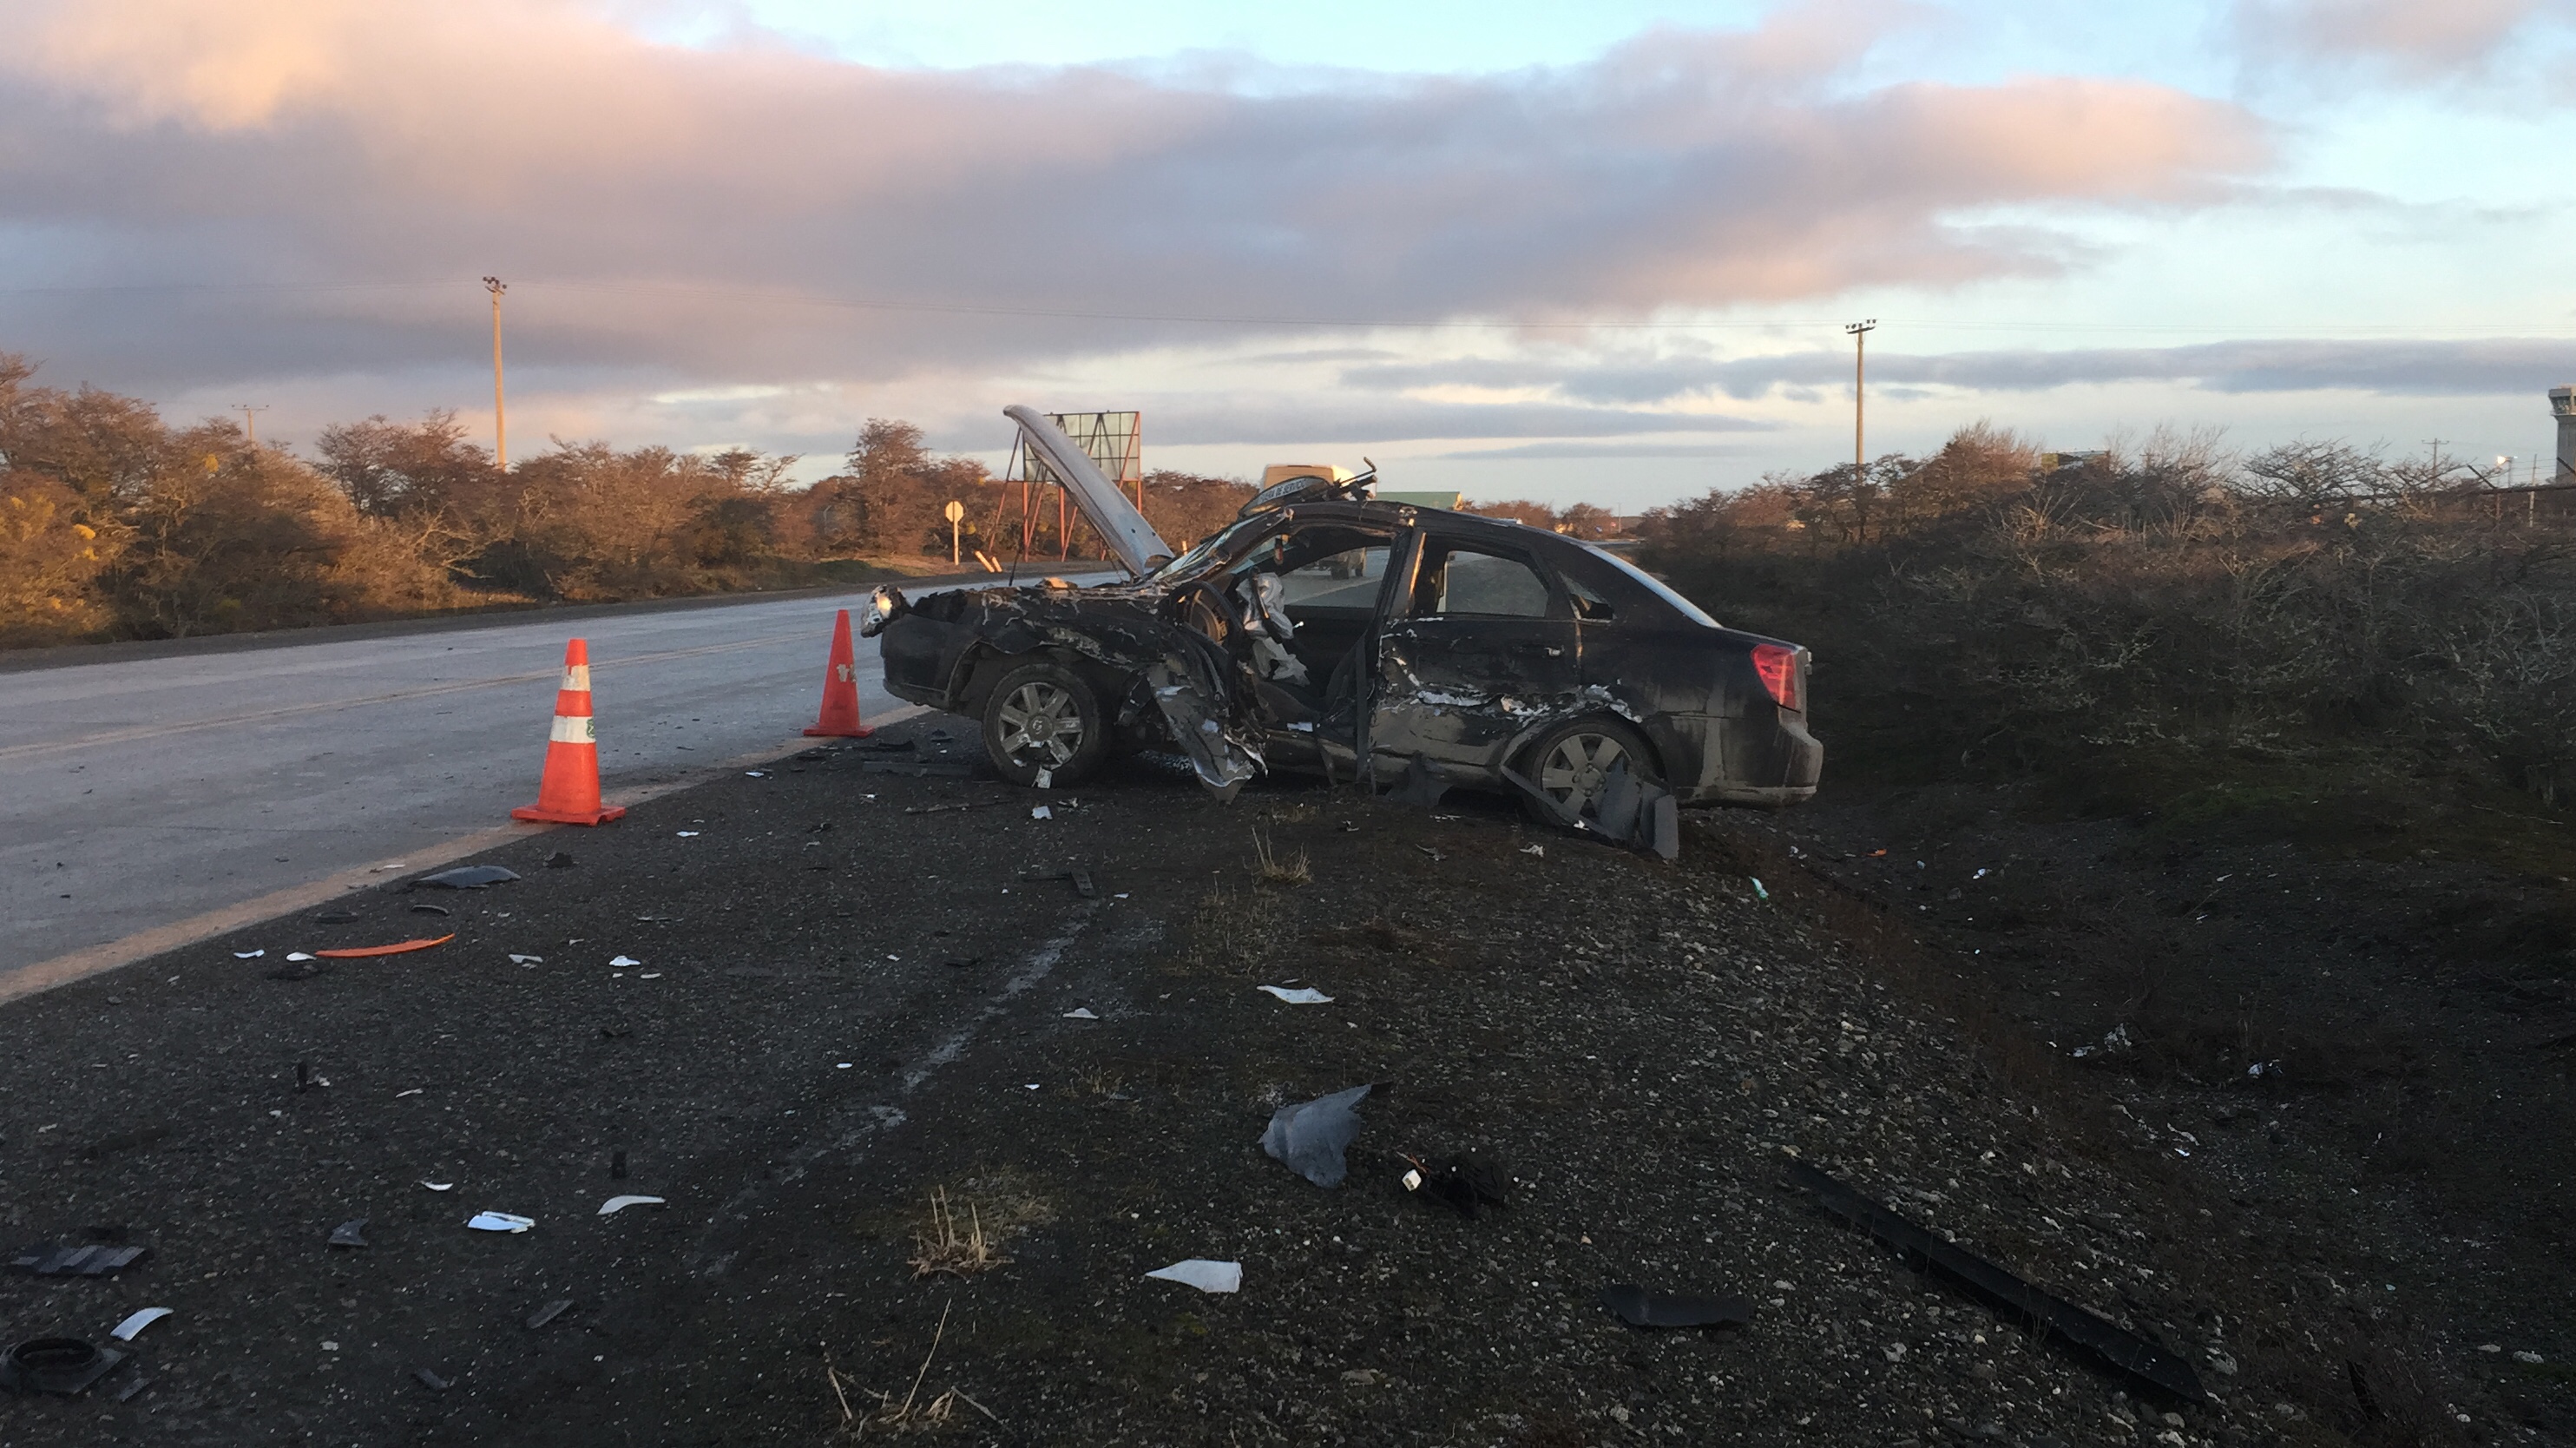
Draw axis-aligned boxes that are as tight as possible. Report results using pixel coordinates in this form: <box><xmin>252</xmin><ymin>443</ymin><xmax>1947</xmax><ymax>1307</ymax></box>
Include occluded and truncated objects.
<box><xmin>1844</xmin><ymin>319</ymin><xmax>1876</xmax><ymax>480</ymax></box>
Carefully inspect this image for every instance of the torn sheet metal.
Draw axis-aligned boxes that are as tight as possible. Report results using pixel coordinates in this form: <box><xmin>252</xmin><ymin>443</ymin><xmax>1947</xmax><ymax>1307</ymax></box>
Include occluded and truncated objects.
<box><xmin>327</xmin><ymin>1219</ymin><xmax>369</xmax><ymax>1248</ymax></box>
<box><xmin>596</xmin><ymin>1195</ymin><xmax>665</xmax><ymax>1215</ymax></box>
<box><xmin>466</xmin><ymin>1212</ymin><xmax>535</xmax><ymax>1234</ymax></box>
<box><xmin>1148</xmin><ymin>657</ymin><xmax>1261</xmax><ymax>799</ymax></box>
<box><xmin>1788</xmin><ymin>1162</ymin><xmax>2207</xmax><ymax>1402</ymax></box>
<box><xmin>413</xmin><ymin>866</ymin><xmax>521</xmax><ymax>890</ymax></box>
<box><xmin>1262</xmin><ymin>1084</ymin><xmax>1371</xmax><ymax>1188</ymax></box>
<box><xmin>1600</xmin><ymin>1284</ymin><xmax>1751</xmax><ymax>1329</ymax></box>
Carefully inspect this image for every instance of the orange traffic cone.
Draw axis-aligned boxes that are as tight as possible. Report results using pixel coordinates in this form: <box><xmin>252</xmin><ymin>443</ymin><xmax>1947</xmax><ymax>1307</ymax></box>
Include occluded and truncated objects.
<box><xmin>512</xmin><ymin>638</ymin><xmax>628</xmax><ymax>826</ymax></box>
<box><xmin>803</xmin><ymin>608</ymin><xmax>875</xmax><ymax>738</ymax></box>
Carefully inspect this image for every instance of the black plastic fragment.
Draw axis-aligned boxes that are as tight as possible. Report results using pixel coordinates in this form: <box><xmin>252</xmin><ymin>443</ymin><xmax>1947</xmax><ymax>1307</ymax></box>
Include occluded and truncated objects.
<box><xmin>408</xmin><ymin>903</ymin><xmax>452</xmax><ymax>917</ymax></box>
<box><xmin>413</xmin><ymin>1367</ymin><xmax>451</xmax><ymax>1392</ymax></box>
<box><xmin>1407</xmin><ymin>1153</ymin><xmax>1511</xmax><ymax>1218</ymax></box>
<box><xmin>1787</xmin><ymin>1162</ymin><xmax>2207</xmax><ymax>1402</ymax></box>
<box><xmin>113</xmin><ymin>1374</ymin><xmax>147</xmax><ymax>1403</ymax></box>
<box><xmin>413</xmin><ymin>866</ymin><xmax>522</xmax><ymax>890</ymax></box>
<box><xmin>1600</xmin><ymin>1284</ymin><xmax>1752</xmax><ymax>1329</ymax></box>
<box><xmin>296</xmin><ymin>1060</ymin><xmax>314</xmax><ymax>1093</ymax></box>
<box><xmin>1497</xmin><ymin>765</ymin><xmax>1582</xmax><ymax>829</ymax></box>
<box><xmin>545</xmin><ymin>851</ymin><xmax>575</xmax><ymax>869</ymax></box>
<box><xmin>525</xmin><ymin>1298</ymin><xmax>574</xmax><ymax>1331</ymax></box>
<box><xmin>327</xmin><ymin>1218</ymin><xmax>369</xmax><ymax>1249</ymax></box>
<box><xmin>611</xmin><ymin>1149</ymin><xmax>628</xmax><ymax>1180</ymax></box>
<box><xmin>0</xmin><ymin>1338</ymin><xmax>129</xmax><ymax>1397</ymax></box>
<box><xmin>9</xmin><ymin>1244</ymin><xmax>148</xmax><ymax>1278</ymax></box>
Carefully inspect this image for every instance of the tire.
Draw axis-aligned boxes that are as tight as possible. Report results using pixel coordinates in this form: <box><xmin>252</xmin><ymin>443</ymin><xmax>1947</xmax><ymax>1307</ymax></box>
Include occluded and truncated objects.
<box><xmin>981</xmin><ymin>660</ymin><xmax>1110</xmax><ymax>788</ymax></box>
<box><xmin>1518</xmin><ymin>716</ymin><xmax>1659</xmax><ymax>824</ymax></box>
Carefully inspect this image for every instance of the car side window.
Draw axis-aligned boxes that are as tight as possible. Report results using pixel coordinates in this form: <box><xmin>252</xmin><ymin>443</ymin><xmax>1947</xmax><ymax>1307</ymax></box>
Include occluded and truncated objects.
<box><xmin>1414</xmin><ymin>540</ymin><xmax>1554</xmax><ymax>618</ymax></box>
<box><xmin>1230</xmin><ymin>523</ymin><xmax>1392</xmax><ymax>610</ymax></box>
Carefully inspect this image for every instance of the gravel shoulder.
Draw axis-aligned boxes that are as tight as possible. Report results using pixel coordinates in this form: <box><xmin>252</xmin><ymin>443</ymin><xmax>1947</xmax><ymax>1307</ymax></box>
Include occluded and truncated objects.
<box><xmin>0</xmin><ymin>723</ymin><xmax>2486</xmax><ymax>1446</ymax></box>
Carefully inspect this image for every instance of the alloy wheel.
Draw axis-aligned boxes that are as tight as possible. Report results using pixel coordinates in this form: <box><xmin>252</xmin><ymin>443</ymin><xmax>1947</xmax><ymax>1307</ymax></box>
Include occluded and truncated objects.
<box><xmin>996</xmin><ymin>681</ymin><xmax>1083</xmax><ymax>767</ymax></box>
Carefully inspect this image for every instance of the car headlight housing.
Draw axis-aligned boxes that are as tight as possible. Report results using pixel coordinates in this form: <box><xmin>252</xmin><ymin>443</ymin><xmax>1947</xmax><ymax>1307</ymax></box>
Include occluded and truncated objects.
<box><xmin>858</xmin><ymin>585</ymin><xmax>909</xmax><ymax>638</ymax></box>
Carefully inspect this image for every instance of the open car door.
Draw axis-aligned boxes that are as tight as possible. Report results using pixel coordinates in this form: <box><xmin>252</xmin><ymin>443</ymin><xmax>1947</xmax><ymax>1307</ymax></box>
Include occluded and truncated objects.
<box><xmin>1003</xmin><ymin>405</ymin><xmax>1173</xmax><ymax>577</ymax></box>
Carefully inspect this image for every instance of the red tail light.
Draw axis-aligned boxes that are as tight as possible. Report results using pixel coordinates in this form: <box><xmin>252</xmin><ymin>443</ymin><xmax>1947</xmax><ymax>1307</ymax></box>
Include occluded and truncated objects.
<box><xmin>1751</xmin><ymin>643</ymin><xmax>1802</xmax><ymax>711</ymax></box>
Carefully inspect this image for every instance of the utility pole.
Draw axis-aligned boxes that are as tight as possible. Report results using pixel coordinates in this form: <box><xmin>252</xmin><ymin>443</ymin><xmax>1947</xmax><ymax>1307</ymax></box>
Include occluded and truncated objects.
<box><xmin>234</xmin><ymin>405</ymin><xmax>268</xmax><ymax>447</ymax></box>
<box><xmin>1843</xmin><ymin>319</ymin><xmax>1876</xmax><ymax>479</ymax></box>
<box><xmin>483</xmin><ymin>276</ymin><xmax>509</xmax><ymax>470</ymax></box>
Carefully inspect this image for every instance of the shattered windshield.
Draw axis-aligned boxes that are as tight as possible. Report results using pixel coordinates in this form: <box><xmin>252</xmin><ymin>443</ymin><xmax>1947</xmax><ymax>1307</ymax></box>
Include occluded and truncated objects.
<box><xmin>1145</xmin><ymin>514</ymin><xmax>1276</xmax><ymax>584</ymax></box>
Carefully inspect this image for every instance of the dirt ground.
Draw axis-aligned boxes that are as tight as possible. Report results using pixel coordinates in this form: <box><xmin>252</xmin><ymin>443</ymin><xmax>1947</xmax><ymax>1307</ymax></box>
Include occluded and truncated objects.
<box><xmin>0</xmin><ymin>721</ymin><xmax>2558</xmax><ymax>1445</ymax></box>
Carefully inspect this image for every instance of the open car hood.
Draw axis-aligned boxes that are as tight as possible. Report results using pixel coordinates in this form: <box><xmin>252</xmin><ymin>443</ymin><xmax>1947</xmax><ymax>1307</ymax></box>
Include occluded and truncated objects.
<box><xmin>1005</xmin><ymin>405</ymin><xmax>1173</xmax><ymax>578</ymax></box>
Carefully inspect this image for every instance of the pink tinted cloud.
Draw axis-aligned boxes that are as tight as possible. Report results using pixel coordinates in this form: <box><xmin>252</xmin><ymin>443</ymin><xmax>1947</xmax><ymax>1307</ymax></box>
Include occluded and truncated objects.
<box><xmin>2235</xmin><ymin>0</ymin><xmax>2567</xmax><ymax>76</ymax></box>
<box><xmin>0</xmin><ymin>0</ymin><xmax>2269</xmax><ymax>390</ymax></box>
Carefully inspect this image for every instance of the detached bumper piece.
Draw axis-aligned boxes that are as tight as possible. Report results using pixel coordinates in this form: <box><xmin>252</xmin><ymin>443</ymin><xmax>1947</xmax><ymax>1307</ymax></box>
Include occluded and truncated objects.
<box><xmin>1789</xmin><ymin>1162</ymin><xmax>2207</xmax><ymax>1404</ymax></box>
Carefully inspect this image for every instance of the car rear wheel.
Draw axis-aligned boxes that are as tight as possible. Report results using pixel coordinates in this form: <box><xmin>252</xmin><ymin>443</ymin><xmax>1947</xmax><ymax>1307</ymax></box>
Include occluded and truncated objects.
<box><xmin>1521</xmin><ymin>716</ymin><xmax>1659</xmax><ymax>823</ymax></box>
<box><xmin>982</xmin><ymin>661</ymin><xmax>1109</xmax><ymax>787</ymax></box>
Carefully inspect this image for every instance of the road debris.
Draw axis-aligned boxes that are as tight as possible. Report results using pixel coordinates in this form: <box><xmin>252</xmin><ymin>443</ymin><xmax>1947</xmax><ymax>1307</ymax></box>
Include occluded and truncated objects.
<box><xmin>608</xmin><ymin>955</ymin><xmax>641</xmax><ymax>967</ymax></box>
<box><xmin>545</xmin><ymin>851</ymin><xmax>575</xmax><ymax>868</ymax></box>
<box><xmin>106</xmin><ymin>1308</ymin><xmax>172</xmax><ymax>1343</ymax></box>
<box><xmin>1262</xmin><ymin>1084</ymin><xmax>1371</xmax><ymax>1188</ymax></box>
<box><xmin>1061</xmin><ymin>1007</ymin><xmax>1100</xmax><ymax>1020</ymax></box>
<box><xmin>1144</xmin><ymin>1260</ymin><xmax>1241</xmax><ymax>1293</ymax></box>
<box><xmin>420</xmin><ymin>1181</ymin><xmax>455</xmax><ymax>1192</ymax></box>
<box><xmin>1599</xmin><ymin>1283</ymin><xmax>1752</xmax><ymax>1329</ymax></box>
<box><xmin>509</xmin><ymin>954</ymin><xmax>543</xmax><ymax>965</ymax></box>
<box><xmin>312</xmin><ymin>935</ymin><xmax>454</xmax><ymax>958</ymax></box>
<box><xmin>408</xmin><ymin>903</ymin><xmax>451</xmax><ymax>917</ymax></box>
<box><xmin>596</xmin><ymin>1195</ymin><xmax>666</xmax><ymax>1215</ymax></box>
<box><xmin>1019</xmin><ymin>867</ymin><xmax>1099</xmax><ymax>898</ymax></box>
<box><xmin>414</xmin><ymin>866</ymin><xmax>522</xmax><ymax>889</ymax></box>
<box><xmin>1399</xmin><ymin>1153</ymin><xmax>1509</xmax><ymax>1218</ymax></box>
<box><xmin>0</xmin><ymin>1338</ymin><xmax>130</xmax><ymax>1396</ymax></box>
<box><xmin>413</xmin><ymin>1367</ymin><xmax>451</xmax><ymax>1392</ymax></box>
<box><xmin>8</xmin><ymin>1244</ymin><xmax>148</xmax><ymax>1277</ymax></box>
<box><xmin>232</xmin><ymin>949</ymin><xmax>264</xmax><ymax>959</ymax></box>
<box><xmin>466</xmin><ymin>1212</ymin><xmax>534</xmax><ymax>1234</ymax></box>
<box><xmin>1788</xmin><ymin>1162</ymin><xmax>2207</xmax><ymax>1402</ymax></box>
<box><xmin>1258</xmin><ymin>984</ymin><xmax>1333</xmax><ymax>1004</ymax></box>
<box><xmin>525</xmin><ymin>1299</ymin><xmax>574</xmax><ymax>1331</ymax></box>
<box><xmin>326</xmin><ymin>1219</ymin><xmax>369</xmax><ymax>1248</ymax></box>
<box><xmin>1030</xmin><ymin>806</ymin><xmax>1053</xmax><ymax>820</ymax></box>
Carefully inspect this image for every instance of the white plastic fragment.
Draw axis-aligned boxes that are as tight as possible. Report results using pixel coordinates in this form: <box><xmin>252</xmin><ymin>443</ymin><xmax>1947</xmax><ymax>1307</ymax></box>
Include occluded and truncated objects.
<box><xmin>1030</xmin><ymin>806</ymin><xmax>1053</xmax><ymax>819</ymax></box>
<box><xmin>608</xmin><ymin>955</ymin><xmax>641</xmax><ymax>967</ymax></box>
<box><xmin>233</xmin><ymin>950</ymin><xmax>264</xmax><ymax>959</ymax></box>
<box><xmin>467</xmin><ymin>1211</ymin><xmax>535</xmax><ymax>1233</ymax></box>
<box><xmin>421</xmin><ymin>1181</ymin><xmax>455</xmax><ymax>1192</ymax></box>
<box><xmin>108</xmin><ymin>1307</ymin><xmax>173</xmax><ymax>1342</ymax></box>
<box><xmin>1258</xmin><ymin>985</ymin><xmax>1333</xmax><ymax>1005</ymax></box>
<box><xmin>1146</xmin><ymin>1259</ymin><xmax>1242</xmax><ymax>1293</ymax></box>
<box><xmin>1035</xmin><ymin>768</ymin><xmax>1053</xmax><ymax>789</ymax></box>
<box><xmin>1062</xmin><ymin>1007</ymin><xmax>1100</xmax><ymax>1020</ymax></box>
<box><xmin>745</xmin><ymin>770</ymin><xmax>767</xmax><ymax>778</ymax></box>
<box><xmin>836</xmin><ymin>1062</ymin><xmax>853</xmax><ymax>1069</ymax></box>
<box><xmin>676</xmin><ymin>831</ymin><xmax>700</xmax><ymax>838</ymax></box>
<box><xmin>509</xmin><ymin>954</ymin><xmax>543</xmax><ymax>965</ymax></box>
<box><xmin>639</xmin><ymin>972</ymin><xmax>661</xmax><ymax>980</ymax></box>
<box><xmin>395</xmin><ymin>1088</ymin><xmax>424</xmax><ymax>1098</ymax></box>
<box><xmin>1520</xmin><ymin>845</ymin><xmax>1544</xmax><ymax>857</ymax></box>
<box><xmin>596</xmin><ymin>1195</ymin><xmax>666</xmax><ymax>1215</ymax></box>
<box><xmin>1750</xmin><ymin>878</ymin><xmax>1769</xmax><ymax>900</ymax></box>
<box><xmin>286</xmin><ymin>952</ymin><xmax>314</xmax><ymax>961</ymax></box>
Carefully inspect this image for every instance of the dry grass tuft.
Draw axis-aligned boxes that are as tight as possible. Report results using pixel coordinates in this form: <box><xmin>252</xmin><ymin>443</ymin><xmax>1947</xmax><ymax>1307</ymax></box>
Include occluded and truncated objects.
<box><xmin>1250</xmin><ymin>826</ymin><xmax>1311</xmax><ymax>886</ymax></box>
<box><xmin>907</xmin><ymin>1187</ymin><xmax>1009</xmax><ymax>1280</ymax></box>
<box><xmin>828</xmin><ymin>1301</ymin><xmax>1002</xmax><ymax>1437</ymax></box>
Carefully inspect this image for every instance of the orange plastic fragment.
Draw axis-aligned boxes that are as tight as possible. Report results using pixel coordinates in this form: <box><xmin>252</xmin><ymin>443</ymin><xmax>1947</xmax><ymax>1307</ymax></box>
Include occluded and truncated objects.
<box><xmin>312</xmin><ymin>935</ymin><xmax>456</xmax><ymax>959</ymax></box>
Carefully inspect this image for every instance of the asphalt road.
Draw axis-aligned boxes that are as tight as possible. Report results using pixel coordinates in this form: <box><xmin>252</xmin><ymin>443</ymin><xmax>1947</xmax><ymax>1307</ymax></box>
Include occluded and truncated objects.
<box><xmin>0</xmin><ymin>587</ymin><xmax>1014</xmax><ymax>989</ymax></box>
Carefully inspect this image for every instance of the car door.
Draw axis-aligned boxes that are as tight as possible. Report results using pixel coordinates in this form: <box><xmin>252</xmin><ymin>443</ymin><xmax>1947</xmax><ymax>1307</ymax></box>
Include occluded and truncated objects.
<box><xmin>1369</xmin><ymin>530</ymin><xmax>1580</xmax><ymax>777</ymax></box>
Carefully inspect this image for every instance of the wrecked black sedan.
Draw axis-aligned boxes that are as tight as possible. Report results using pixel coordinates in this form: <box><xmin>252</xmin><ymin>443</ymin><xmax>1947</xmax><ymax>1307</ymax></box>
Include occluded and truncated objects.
<box><xmin>865</xmin><ymin>406</ymin><xmax>1820</xmax><ymax>836</ymax></box>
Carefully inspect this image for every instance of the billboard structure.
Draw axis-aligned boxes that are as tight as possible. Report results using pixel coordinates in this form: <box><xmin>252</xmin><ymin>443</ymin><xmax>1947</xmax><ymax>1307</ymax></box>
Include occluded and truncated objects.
<box><xmin>1005</xmin><ymin>411</ymin><xmax>1142</xmax><ymax>561</ymax></box>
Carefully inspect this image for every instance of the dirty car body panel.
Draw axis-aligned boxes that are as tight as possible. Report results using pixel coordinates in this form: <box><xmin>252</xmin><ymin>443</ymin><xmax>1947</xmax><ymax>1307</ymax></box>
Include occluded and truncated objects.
<box><xmin>870</xmin><ymin>412</ymin><xmax>1819</xmax><ymax>808</ymax></box>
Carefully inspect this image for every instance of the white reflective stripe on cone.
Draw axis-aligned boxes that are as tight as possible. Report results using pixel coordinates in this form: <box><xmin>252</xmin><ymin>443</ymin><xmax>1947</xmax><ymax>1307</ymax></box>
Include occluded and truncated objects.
<box><xmin>562</xmin><ymin>665</ymin><xmax>592</xmax><ymax>691</ymax></box>
<box><xmin>549</xmin><ymin>714</ymin><xmax>597</xmax><ymax>745</ymax></box>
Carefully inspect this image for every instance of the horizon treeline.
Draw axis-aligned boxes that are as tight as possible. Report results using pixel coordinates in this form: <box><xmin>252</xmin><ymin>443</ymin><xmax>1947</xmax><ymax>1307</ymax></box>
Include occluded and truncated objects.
<box><xmin>0</xmin><ymin>355</ymin><xmax>1272</xmax><ymax>647</ymax></box>
<box><xmin>1634</xmin><ymin>423</ymin><xmax>2576</xmax><ymax>807</ymax></box>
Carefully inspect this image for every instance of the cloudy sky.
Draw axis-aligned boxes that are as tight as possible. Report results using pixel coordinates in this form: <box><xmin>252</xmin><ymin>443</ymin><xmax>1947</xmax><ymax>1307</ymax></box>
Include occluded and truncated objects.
<box><xmin>2</xmin><ymin>0</ymin><xmax>2571</xmax><ymax>506</ymax></box>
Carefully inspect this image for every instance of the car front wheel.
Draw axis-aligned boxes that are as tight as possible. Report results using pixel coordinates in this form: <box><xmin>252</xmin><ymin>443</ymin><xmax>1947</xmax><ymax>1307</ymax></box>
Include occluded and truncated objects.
<box><xmin>1521</xmin><ymin>716</ymin><xmax>1659</xmax><ymax>824</ymax></box>
<box><xmin>982</xmin><ymin>661</ymin><xmax>1109</xmax><ymax>787</ymax></box>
